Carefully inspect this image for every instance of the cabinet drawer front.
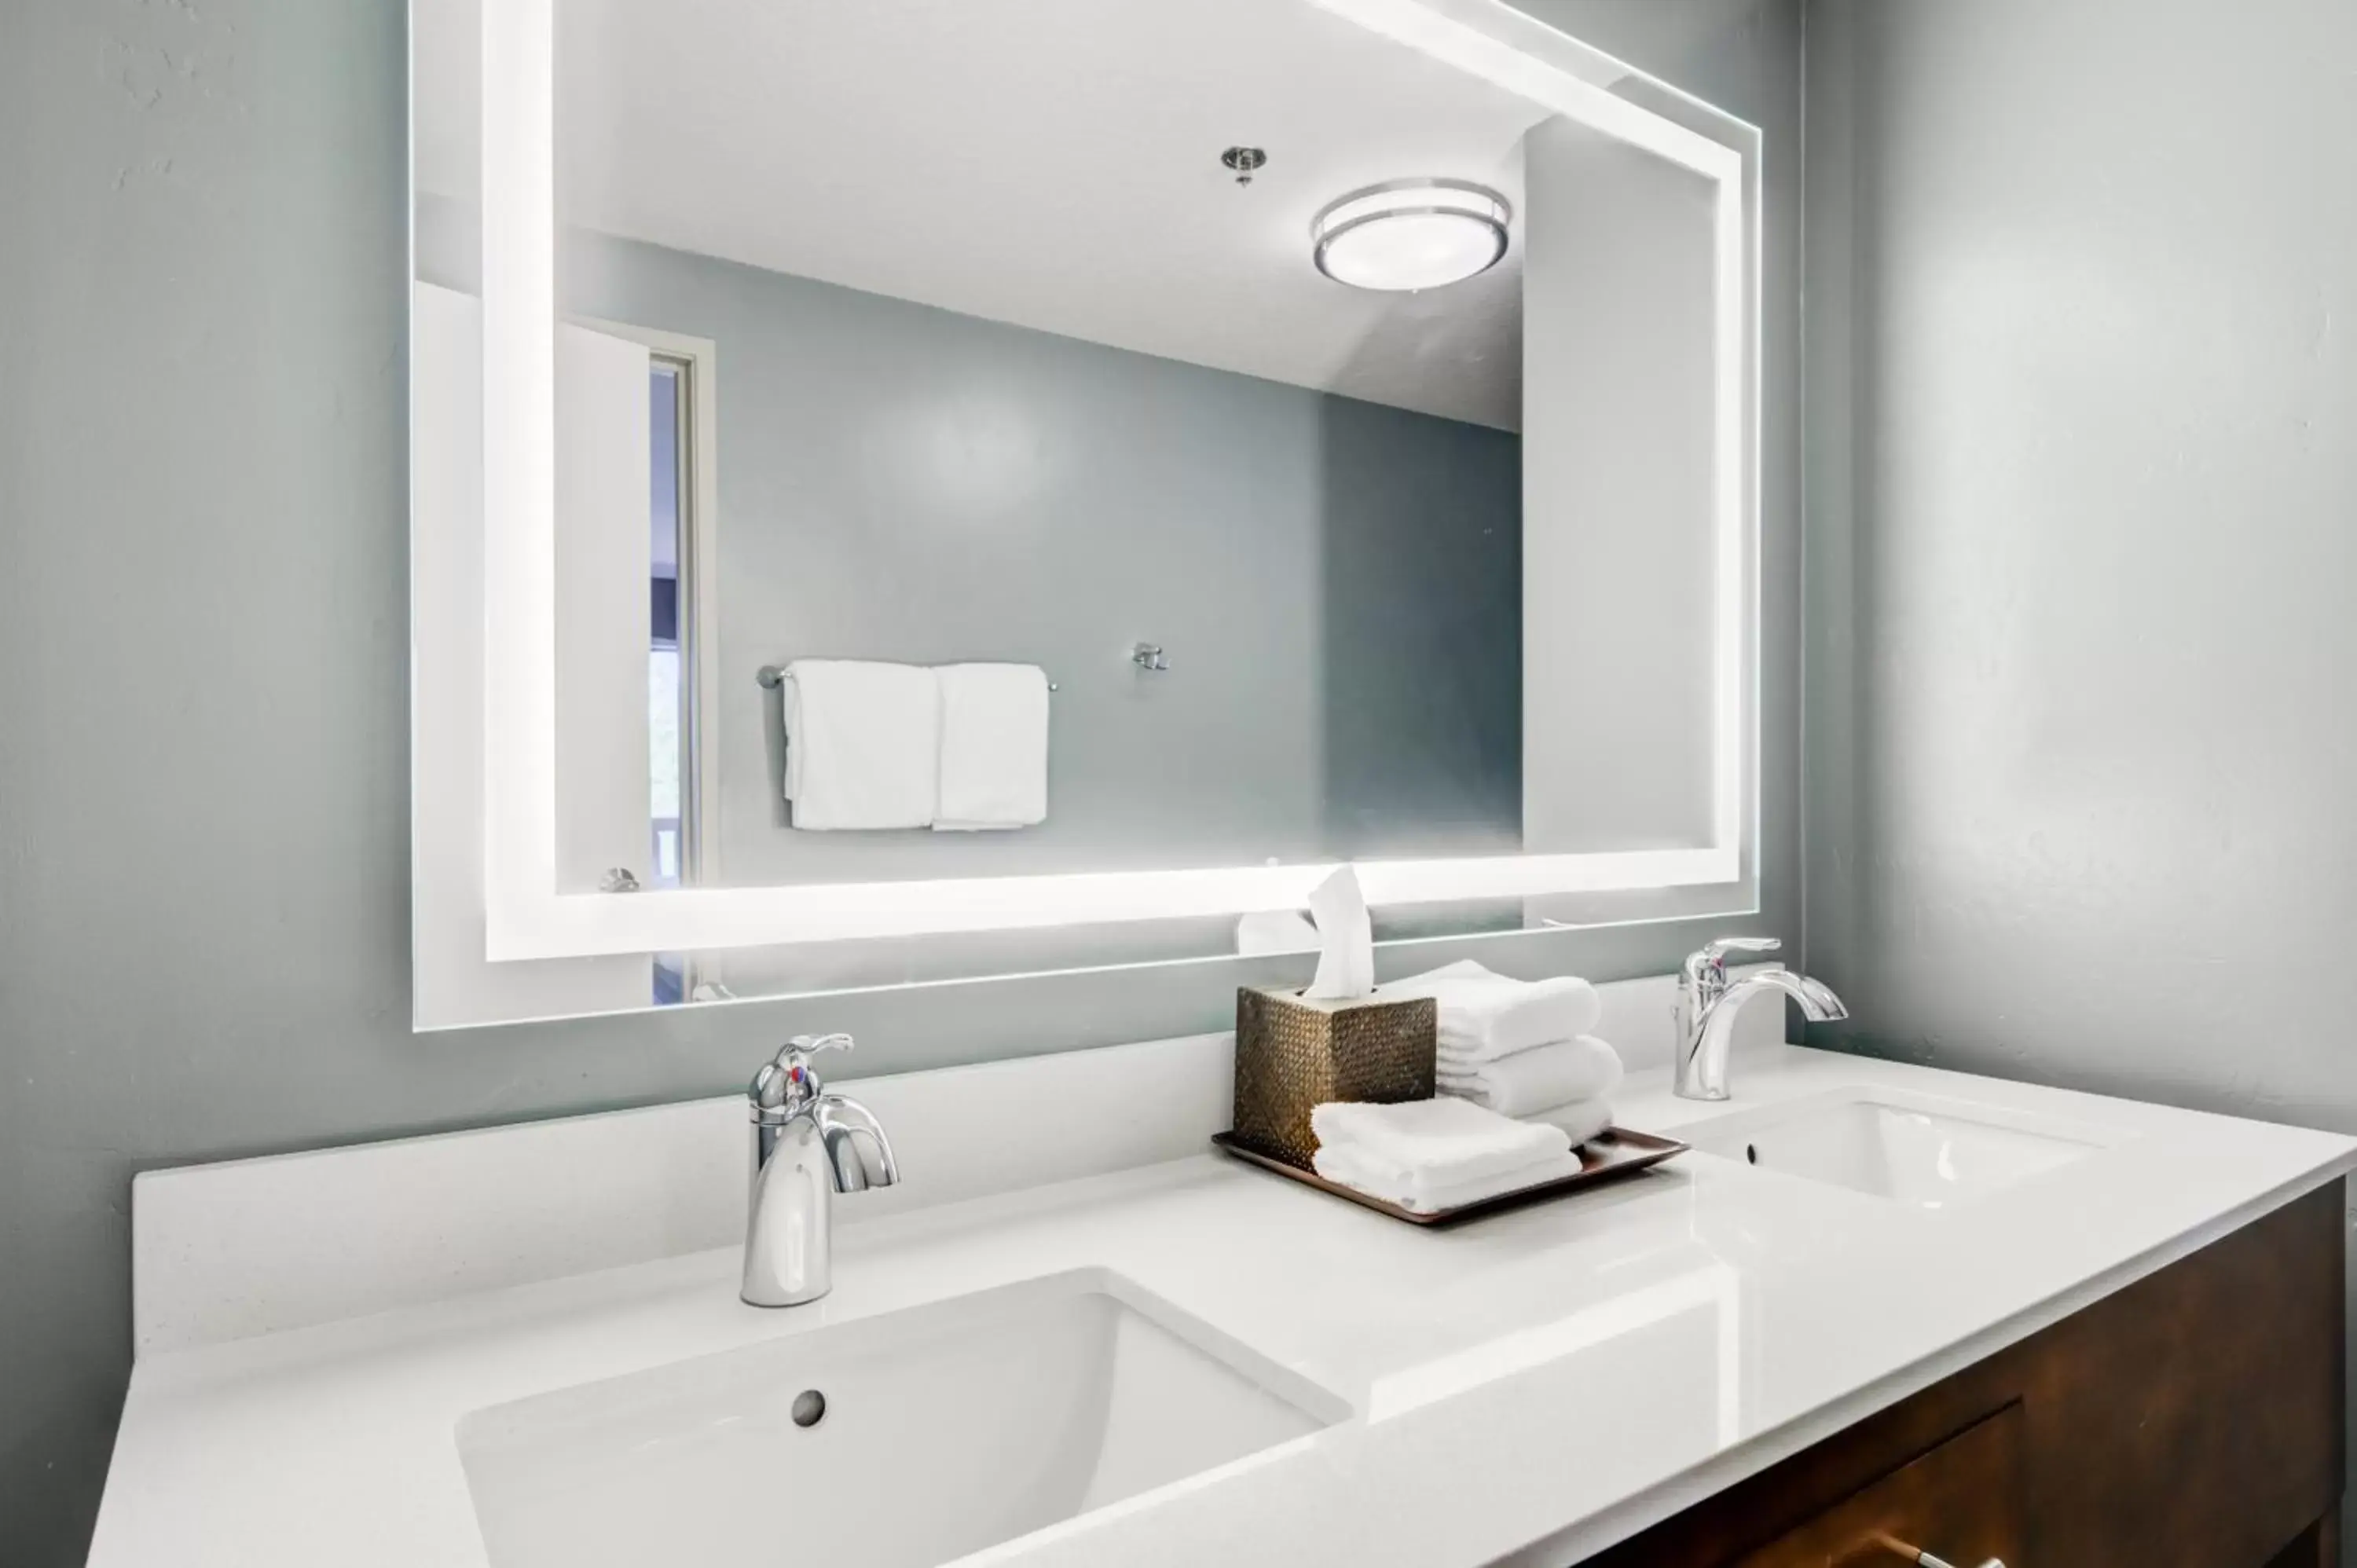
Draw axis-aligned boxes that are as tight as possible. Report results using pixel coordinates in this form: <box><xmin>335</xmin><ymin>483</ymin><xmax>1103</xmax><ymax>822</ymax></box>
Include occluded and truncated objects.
<box><xmin>1737</xmin><ymin>1404</ymin><xmax>2024</xmax><ymax>1568</ymax></box>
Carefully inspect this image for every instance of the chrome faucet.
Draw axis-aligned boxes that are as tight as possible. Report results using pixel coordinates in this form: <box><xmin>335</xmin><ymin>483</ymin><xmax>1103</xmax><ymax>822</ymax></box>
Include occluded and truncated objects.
<box><xmin>742</xmin><ymin>1033</ymin><xmax>900</xmax><ymax>1308</ymax></box>
<box><xmin>1673</xmin><ymin>937</ymin><xmax>1849</xmax><ymax>1101</ymax></box>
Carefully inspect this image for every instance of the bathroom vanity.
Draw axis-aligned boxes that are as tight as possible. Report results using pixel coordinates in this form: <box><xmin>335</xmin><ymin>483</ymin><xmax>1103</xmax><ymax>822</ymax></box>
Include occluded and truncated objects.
<box><xmin>1603</xmin><ymin>1179</ymin><xmax>2342</xmax><ymax>1567</ymax></box>
<box><xmin>90</xmin><ymin>1029</ymin><xmax>2354</xmax><ymax>1568</ymax></box>
<box><xmin>169</xmin><ymin>2</ymin><xmax>2341</xmax><ymax>1560</ymax></box>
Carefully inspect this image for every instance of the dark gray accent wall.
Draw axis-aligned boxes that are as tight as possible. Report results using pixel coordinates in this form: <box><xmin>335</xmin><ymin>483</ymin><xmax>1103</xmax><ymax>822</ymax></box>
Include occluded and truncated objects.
<box><xmin>1803</xmin><ymin>2</ymin><xmax>2357</xmax><ymax>1554</ymax></box>
<box><xmin>0</xmin><ymin>2</ymin><xmax>1800</xmax><ymax>1560</ymax></box>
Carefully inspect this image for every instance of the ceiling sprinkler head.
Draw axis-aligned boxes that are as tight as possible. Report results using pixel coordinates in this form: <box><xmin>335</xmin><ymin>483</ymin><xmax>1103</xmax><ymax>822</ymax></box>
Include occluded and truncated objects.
<box><xmin>1221</xmin><ymin>146</ymin><xmax>1268</xmax><ymax>186</ymax></box>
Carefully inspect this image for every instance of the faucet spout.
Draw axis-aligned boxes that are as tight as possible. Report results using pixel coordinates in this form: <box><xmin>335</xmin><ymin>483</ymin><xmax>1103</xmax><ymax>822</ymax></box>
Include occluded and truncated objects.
<box><xmin>816</xmin><ymin>1094</ymin><xmax>900</xmax><ymax>1193</ymax></box>
<box><xmin>1728</xmin><ymin>967</ymin><xmax>1849</xmax><ymax>1024</ymax></box>
<box><xmin>1673</xmin><ymin>941</ymin><xmax>1848</xmax><ymax>1101</ymax></box>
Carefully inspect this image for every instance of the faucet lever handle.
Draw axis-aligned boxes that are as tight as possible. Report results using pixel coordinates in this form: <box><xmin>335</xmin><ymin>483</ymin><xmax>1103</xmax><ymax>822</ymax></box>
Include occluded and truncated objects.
<box><xmin>1701</xmin><ymin>936</ymin><xmax>1781</xmax><ymax>964</ymax></box>
<box><xmin>750</xmin><ymin>1033</ymin><xmax>856</xmax><ymax>1118</ymax></box>
<box><xmin>787</xmin><ymin>1032</ymin><xmax>856</xmax><ymax>1063</ymax></box>
<box><xmin>1682</xmin><ymin>936</ymin><xmax>1783</xmax><ymax>1000</ymax></box>
<box><xmin>778</xmin><ymin>1032</ymin><xmax>856</xmax><ymax>1095</ymax></box>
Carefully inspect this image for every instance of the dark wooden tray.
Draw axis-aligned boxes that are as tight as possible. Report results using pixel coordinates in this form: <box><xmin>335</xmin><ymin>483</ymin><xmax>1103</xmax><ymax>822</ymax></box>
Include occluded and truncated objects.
<box><xmin>1210</xmin><ymin>1126</ymin><xmax>1688</xmax><ymax>1227</ymax></box>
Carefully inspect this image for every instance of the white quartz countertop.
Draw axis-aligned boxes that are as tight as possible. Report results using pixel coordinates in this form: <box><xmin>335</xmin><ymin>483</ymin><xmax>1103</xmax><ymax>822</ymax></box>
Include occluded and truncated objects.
<box><xmin>91</xmin><ymin>1046</ymin><xmax>2357</xmax><ymax>1568</ymax></box>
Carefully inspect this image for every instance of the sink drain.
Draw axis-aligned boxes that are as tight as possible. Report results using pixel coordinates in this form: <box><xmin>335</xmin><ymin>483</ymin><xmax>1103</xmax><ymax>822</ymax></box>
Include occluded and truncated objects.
<box><xmin>791</xmin><ymin>1390</ymin><xmax>827</xmax><ymax>1429</ymax></box>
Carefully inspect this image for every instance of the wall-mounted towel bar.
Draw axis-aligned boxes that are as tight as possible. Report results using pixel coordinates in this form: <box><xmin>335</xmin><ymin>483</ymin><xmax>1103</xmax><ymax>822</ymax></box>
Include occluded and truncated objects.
<box><xmin>757</xmin><ymin>665</ymin><xmax>1058</xmax><ymax>692</ymax></box>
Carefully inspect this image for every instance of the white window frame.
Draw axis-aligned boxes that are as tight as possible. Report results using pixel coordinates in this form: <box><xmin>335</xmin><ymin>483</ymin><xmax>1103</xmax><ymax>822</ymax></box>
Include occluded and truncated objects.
<box><xmin>575</xmin><ymin>316</ymin><xmax>722</xmax><ymax>894</ymax></box>
<box><xmin>477</xmin><ymin>0</ymin><xmax>1759</xmax><ymax>960</ymax></box>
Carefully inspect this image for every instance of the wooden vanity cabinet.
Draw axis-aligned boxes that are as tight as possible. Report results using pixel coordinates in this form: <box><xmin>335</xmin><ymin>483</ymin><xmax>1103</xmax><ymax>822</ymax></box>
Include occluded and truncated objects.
<box><xmin>1589</xmin><ymin>1181</ymin><xmax>2345</xmax><ymax>1568</ymax></box>
<box><xmin>1734</xmin><ymin>1404</ymin><xmax>2025</xmax><ymax>1567</ymax></box>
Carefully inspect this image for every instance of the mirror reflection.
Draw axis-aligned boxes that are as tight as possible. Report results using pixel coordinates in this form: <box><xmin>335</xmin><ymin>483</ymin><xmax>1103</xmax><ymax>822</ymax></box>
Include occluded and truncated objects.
<box><xmin>412</xmin><ymin>0</ymin><xmax>1737</xmax><ymax>1020</ymax></box>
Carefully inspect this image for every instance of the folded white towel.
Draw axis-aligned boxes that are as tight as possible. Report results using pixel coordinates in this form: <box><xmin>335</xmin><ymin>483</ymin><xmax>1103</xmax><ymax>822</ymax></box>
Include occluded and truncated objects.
<box><xmin>1538</xmin><ymin>1095</ymin><xmax>1615</xmax><ymax>1151</ymax></box>
<box><xmin>1380</xmin><ymin>959</ymin><xmax>1603</xmax><ymax>1064</ymax></box>
<box><xmin>781</xmin><ymin>660</ymin><xmax>940</xmax><ymax>830</ymax></box>
<box><xmin>1437</xmin><ymin>1035</ymin><xmax>1624</xmax><ymax>1117</ymax></box>
<box><xmin>1309</xmin><ymin>1097</ymin><xmax>1571</xmax><ymax>1192</ymax></box>
<box><xmin>1314</xmin><ymin>1142</ymin><xmax>1587</xmax><ymax>1214</ymax></box>
<box><xmin>933</xmin><ymin>662</ymin><xmax>1050</xmax><ymax>831</ymax></box>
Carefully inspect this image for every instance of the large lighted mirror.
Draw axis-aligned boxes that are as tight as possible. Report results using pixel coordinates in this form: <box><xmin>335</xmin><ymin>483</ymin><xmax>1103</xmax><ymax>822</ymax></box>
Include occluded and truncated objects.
<box><xmin>409</xmin><ymin>0</ymin><xmax>1761</xmax><ymax>1028</ymax></box>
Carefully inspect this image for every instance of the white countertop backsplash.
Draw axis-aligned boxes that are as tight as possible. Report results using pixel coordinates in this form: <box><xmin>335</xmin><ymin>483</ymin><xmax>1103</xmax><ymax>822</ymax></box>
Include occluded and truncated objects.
<box><xmin>127</xmin><ymin>966</ymin><xmax>1748</xmax><ymax>1359</ymax></box>
<box><xmin>94</xmin><ymin>974</ymin><xmax>2357</xmax><ymax>1568</ymax></box>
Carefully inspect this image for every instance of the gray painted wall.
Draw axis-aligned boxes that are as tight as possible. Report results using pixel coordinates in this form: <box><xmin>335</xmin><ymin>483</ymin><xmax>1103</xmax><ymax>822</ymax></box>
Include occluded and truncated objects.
<box><xmin>0</xmin><ymin>0</ymin><xmax>1800</xmax><ymax>1559</ymax></box>
<box><xmin>1803</xmin><ymin>0</ymin><xmax>2357</xmax><ymax>1552</ymax></box>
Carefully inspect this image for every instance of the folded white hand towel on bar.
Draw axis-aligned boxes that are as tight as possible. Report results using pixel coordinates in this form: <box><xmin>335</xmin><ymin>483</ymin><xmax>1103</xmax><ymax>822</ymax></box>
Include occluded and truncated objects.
<box><xmin>1438</xmin><ymin>1035</ymin><xmax>1625</xmax><ymax>1118</ymax></box>
<box><xmin>933</xmin><ymin>662</ymin><xmax>1050</xmax><ymax>830</ymax></box>
<box><xmin>1380</xmin><ymin>960</ymin><xmax>1604</xmax><ymax>1064</ymax></box>
<box><xmin>781</xmin><ymin>659</ymin><xmax>940</xmax><ymax>830</ymax></box>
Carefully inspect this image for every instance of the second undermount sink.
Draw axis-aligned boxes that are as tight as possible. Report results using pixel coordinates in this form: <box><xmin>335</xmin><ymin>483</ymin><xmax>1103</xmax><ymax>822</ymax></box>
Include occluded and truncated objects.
<box><xmin>1688</xmin><ymin>1086</ymin><xmax>2121</xmax><ymax>1209</ymax></box>
<box><xmin>457</xmin><ymin>1268</ymin><xmax>1346</xmax><ymax>1568</ymax></box>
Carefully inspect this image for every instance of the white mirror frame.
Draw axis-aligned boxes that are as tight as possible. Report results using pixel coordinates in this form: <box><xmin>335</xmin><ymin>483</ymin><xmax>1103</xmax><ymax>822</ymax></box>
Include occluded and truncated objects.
<box><xmin>477</xmin><ymin>0</ymin><xmax>1759</xmax><ymax>960</ymax></box>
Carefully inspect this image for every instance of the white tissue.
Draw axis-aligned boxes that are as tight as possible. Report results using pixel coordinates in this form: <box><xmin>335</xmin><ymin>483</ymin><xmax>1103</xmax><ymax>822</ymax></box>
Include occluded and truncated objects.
<box><xmin>1302</xmin><ymin>866</ymin><xmax>1376</xmax><ymax>1000</ymax></box>
<box><xmin>1234</xmin><ymin>910</ymin><xmax>1321</xmax><ymax>957</ymax></box>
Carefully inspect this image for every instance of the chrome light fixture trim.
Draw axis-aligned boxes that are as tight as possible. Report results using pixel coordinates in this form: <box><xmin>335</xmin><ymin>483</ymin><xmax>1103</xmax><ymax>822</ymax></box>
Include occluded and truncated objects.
<box><xmin>1310</xmin><ymin>178</ymin><xmax>1512</xmax><ymax>291</ymax></box>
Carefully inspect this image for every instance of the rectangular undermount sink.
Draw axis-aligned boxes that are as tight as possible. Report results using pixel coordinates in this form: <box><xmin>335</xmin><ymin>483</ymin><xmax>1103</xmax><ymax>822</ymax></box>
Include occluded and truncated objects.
<box><xmin>1688</xmin><ymin>1086</ymin><xmax>2122</xmax><ymax>1208</ymax></box>
<box><xmin>456</xmin><ymin>1268</ymin><xmax>1347</xmax><ymax>1568</ymax></box>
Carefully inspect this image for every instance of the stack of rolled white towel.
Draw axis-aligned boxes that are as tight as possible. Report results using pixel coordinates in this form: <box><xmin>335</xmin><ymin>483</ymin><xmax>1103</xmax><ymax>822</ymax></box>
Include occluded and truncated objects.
<box><xmin>1377</xmin><ymin>959</ymin><xmax>1623</xmax><ymax>1141</ymax></box>
<box><xmin>1309</xmin><ymin>1097</ymin><xmax>1583</xmax><ymax>1214</ymax></box>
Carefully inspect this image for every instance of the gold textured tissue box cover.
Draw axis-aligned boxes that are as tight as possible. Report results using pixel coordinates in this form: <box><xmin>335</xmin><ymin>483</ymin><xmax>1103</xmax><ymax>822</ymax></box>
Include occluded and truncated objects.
<box><xmin>1232</xmin><ymin>987</ymin><xmax>1438</xmax><ymax>1168</ymax></box>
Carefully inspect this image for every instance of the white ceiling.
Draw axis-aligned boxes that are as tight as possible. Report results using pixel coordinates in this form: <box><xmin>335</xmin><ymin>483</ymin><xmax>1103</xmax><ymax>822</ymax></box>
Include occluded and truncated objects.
<box><xmin>416</xmin><ymin>0</ymin><xmax>1563</xmax><ymax>430</ymax></box>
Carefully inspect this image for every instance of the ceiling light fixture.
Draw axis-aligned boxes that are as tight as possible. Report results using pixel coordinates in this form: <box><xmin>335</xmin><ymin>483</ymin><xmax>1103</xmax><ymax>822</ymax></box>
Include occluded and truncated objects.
<box><xmin>1311</xmin><ymin>178</ymin><xmax>1511</xmax><ymax>292</ymax></box>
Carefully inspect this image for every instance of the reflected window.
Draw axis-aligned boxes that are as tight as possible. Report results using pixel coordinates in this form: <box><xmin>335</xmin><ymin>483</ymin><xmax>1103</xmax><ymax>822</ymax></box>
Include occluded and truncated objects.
<box><xmin>649</xmin><ymin>354</ymin><xmax>696</xmax><ymax>1002</ymax></box>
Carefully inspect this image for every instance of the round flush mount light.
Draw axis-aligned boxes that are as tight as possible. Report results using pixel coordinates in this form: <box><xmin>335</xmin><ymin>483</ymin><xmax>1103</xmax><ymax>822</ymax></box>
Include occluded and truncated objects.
<box><xmin>1311</xmin><ymin>179</ymin><xmax>1511</xmax><ymax>292</ymax></box>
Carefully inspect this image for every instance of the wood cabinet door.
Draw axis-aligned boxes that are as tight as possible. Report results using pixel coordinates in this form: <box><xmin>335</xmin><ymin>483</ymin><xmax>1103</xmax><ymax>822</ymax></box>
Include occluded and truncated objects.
<box><xmin>1736</xmin><ymin>1404</ymin><xmax>2025</xmax><ymax>1568</ymax></box>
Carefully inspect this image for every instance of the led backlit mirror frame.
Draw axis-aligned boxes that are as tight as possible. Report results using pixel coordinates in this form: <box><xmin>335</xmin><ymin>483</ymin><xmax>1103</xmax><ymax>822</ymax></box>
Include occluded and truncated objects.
<box><xmin>475</xmin><ymin>0</ymin><xmax>1761</xmax><ymax>961</ymax></box>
